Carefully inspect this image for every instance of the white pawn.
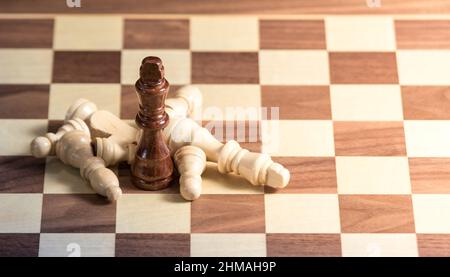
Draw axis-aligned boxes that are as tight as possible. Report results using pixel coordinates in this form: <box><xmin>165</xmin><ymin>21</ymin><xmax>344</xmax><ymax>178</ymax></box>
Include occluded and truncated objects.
<box><xmin>174</xmin><ymin>146</ymin><xmax>206</xmax><ymax>201</ymax></box>
<box><xmin>56</xmin><ymin>130</ymin><xmax>122</xmax><ymax>201</ymax></box>
<box><xmin>65</xmin><ymin>98</ymin><xmax>98</xmax><ymax>122</ymax></box>
<box><xmin>30</xmin><ymin>118</ymin><xmax>90</xmax><ymax>158</ymax></box>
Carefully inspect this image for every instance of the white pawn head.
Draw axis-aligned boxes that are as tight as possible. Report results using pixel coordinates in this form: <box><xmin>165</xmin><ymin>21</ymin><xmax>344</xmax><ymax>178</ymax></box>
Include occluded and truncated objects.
<box><xmin>65</xmin><ymin>98</ymin><xmax>98</xmax><ymax>122</ymax></box>
<box><xmin>30</xmin><ymin>136</ymin><xmax>52</xmax><ymax>158</ymax></box>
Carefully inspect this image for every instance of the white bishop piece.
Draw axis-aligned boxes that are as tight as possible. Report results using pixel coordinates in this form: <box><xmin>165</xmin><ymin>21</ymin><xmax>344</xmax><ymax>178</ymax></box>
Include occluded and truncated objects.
<box><xmin>31</xmin><ymin>85</ymin><xmax>290</xmax><ymax>201</ymax></box>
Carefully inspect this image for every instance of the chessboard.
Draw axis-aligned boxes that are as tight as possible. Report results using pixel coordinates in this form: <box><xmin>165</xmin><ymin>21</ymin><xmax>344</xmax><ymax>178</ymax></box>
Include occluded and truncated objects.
<box><xmin>2</xmin><ymin>13</ymin><xmax>450</xmax><ymax>257</ymax></box>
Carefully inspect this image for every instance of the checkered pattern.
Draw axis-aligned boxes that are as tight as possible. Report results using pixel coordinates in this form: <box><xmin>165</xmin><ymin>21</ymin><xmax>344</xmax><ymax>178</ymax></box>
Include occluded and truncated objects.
<box><xmin>1</xmin><ymin>15</ymin><xmax>450</xmax><ymax>257</ymax></box>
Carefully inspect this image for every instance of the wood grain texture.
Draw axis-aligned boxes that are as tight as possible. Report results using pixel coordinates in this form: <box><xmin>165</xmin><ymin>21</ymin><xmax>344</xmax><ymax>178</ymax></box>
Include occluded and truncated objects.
<box><xmin>402</xmin><ymin>86</ymin><xmax>450</xmax><ymax>119</ymax></box>
<box><xmin>329</xmin><ymin>52</ymin><xmax>398</xmax><ymax>84</ymax></box>
<box><xmin>260</xmin><ymin>20</ymin><xmax>325</xmax><ymax>49</ymax></box>
<box><xmin>115</xmin><ymin>234</ymin><xmax>190</xmax><ymax>257</ymax></box>
<box><xmin>0</xmin><ymin>156</ymin><xmax>45</xmax><ymax>193</ymax></box>
<box><xmin>53</xmin><ymin>51</ymin><xmax>120</xmax><ymax>83</ymax></box>
<box><xmin>0</xmin><ymin>19</ymin><xmax>53</xmax><ymax>48</ymax></box>
<box><xmin>409</xmin><ymin>158</ymin><xmax>450</xmax><ymax>193</ymax></box>
<box><xmin>1</xmin><ymin>0</ymin><xmax>449</xmax><ymax>14</ymax></box>
<box><xmin>339</xmin><ymin>195</ymin><xmax>415</xmax><ymax>233</ymax></box>
<box><xmin>192</xmin><ymin>52</ymin><xmax>259</xmax><ymax>84</ymax></box>
<box><xmin>124</xmin><ymin>19</ymin><xmax>189</xmax><ymax>49</ymax></box>
<box><xmin>417</xmin><ymin>234</ymin><xmax>450</xmax><ymax>257</ymax></box>
<box><xmin>266</xmin><ymin>157</ymin><xmax>337</xmax><ymax>194</ymax></box>
<box><xmin>396</xmin><ymin>20</ymin><xmax>450</xmax><ymax>49</ymax></box>
<box><xmin>191</xmin><ymin>194</ymin><xmax>265</xmax><ymax>233</ymax></box>
<box><xmin>334</xmin><ymin>121</ymin><xmax>406</xmax><ymax>156</ymax></box>
<box><xmin>41</xmin><ymin>194</ymin><xmax>116</xmax><ymax>233</ymax></box>
<box><xmin>266</xmin><ymin>234</ymin><xmax>341</xmax><ymax>257</ymax></box>
<box><xmin>0</xmin><ymin>85</ymin><xmax>49</xmax><ymax>119</ymax></box>
<box><xmin>0</xmin><ymin>234</ymin><xmax>39</xmax><ymax>257</ymax></box>
<box><xmin>261</xmin><ymin>86</ymin><xmax>331</xmax><ymax>119</ymax></box>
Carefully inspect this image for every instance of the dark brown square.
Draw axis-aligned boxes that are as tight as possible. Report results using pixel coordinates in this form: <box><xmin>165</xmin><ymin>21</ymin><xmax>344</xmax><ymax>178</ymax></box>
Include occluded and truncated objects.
<box><xmin>334</xmin><ymin>121</ymin><xmax>406</xmax><ymax>156</ymax></box>
<box><xmin>192</xmin><ymin>52</ymin><xmax>259</xmax><ymax>84</ymax></box>
<box><xmin>202</xmin><ymin>120</ymin><xmax>261</xmax><ymax>153</ymax></box>
<box><xmin>191</xmin><ymin>194</ymin><xmax>265</xmax><ymax>233</ymax></box>
<box><xmin>266</xmin><ymin>157</ymin><xmax>337</xmax><ymax>194</ymax></box>
<box><xmin>41</xmin><ymin>194</ymin><xmax>116</xmax><ymax>233</ymax></box>
<box><xmin>53</xmin><ymin>51</ymin><xmax>120</xmax><ymax>83</ymax></box>
<box><xmin>402</xmin><ymin>86</ymin><xmax>450</xmax><ymax>120</ymax></box>
<box><xmin>339</xmin><ymin>195</ymin><xmax>415</xmax><ymax>233</ymax></box>
<box><xmin>115</xmin><ymin>234</ymin><xmax>190</xmax><ymax>257</ymax></box>
<box><xmin>48</xmin><ymin>120</ymin><xmax>63</xmax><ymax>133</ymax></box>
<box><xmin>396</xmin><ymin>20</ymin><xmax>450</xmax><ymax>49</ymax></box>
<box><xmin>329</xmin><ymin>52</ymin><xmax>398</xmax><ymax>84</ymax></box>
<box><xmin>0</xmin><ymin>156</ymin><xmax>45</xmax><ymax>193</ymax></box>
<box><xmin>124</xmin><ymin>19</ymin><xmax>189</xmax><ymax>49</ymax></box>
<box><xmin>261</xmin><ymin>86</ymin><xmax>331</xmax><ymax>119</ymax></box>
<box><xmin>260</xmin><ymin>20</ymin><xmax>326</xmax><ymax>49</ymax></box>
<box><xmin>267</xmin><ymin>234</ymin><xmax>341</xmax><ymax>257</ymax></box>
<box><xmin>0</xmin><ymin>85</ymin><xmax>49</xmax><ymax>119</ymax></box>
<box><xmin>0</xmin><ymin>234</ymin><xmax>39</xmax><ymax>257</ymax></box>
<box><xmin>418</xmin><ymin>234</ymin><xmax>450</xmax><ymax>257</ymax></box>
<box><xmin>0</xmin><ymin>19</ymin><xmax>53</xmax><ymax>48</ymax></box>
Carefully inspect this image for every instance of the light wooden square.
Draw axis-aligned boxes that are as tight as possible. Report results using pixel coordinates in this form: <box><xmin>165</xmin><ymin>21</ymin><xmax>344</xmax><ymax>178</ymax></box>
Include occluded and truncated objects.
<box><xmin>261</xmin><ymin>120</ymin><xmax>335</xmax><ymax>157</ymax></box>
<box><xmin>39</xmin><ymin>233</ymin><xmax>115</xmax><ymax>257</ymax></box>
<box><xmin>330</xmin><ymin>85</ymin><xmax>403</xmax><ymax>121</ymax></box>
<box><xmin>116</xmin><ymin>194</ymin><xmax>190</xmax><ymax>233</ymax></box>
<box><xmin>404</xmin><ymin>120</ymin><xmax>450</xmax><ymax>157</ymax></box>
<box><xmin>0</xmin><ymin>119</ymin><xmax>47</xmax><ymax>155</ymax></box>
<box><xmin>336</xmin><ymin>157</ymin><xmax>411</xmax><ymax>194</ymax></box>
<box><xmin>341</xmin><ymin>234</ymin><xmax>418</xmax><ymax>257</ymax></box>
<box><xmin>326</xmin><ymin>17</ymin><xmax>396</xmax><ymax>51</ymax></box>
<box><xmin>197</xmin><ymin>84</ymin><xmax>261</xmax><ymax>120</ymax></box>
<box><xmin>413</xmin><ymin>195</ymin><xmax>450</xmax><ymax>233</ymax></box>
<box><xmin>43</xmin><ymin>157</ymin><xmax>95</xmax><ymax>194</ymax></box>
<box><xmin>191</xmin><ymin>17</ymin><xmax>258</xmax><ymax>51</ymax></box>
<box><xmin>0</xmin><ymin>49</ymin><xmax>52</xmax><ymax>84</ymax></box>
<box><xmin>49</xmin><ymin>84</ymin><xmax>120</xmax><ymax>120</ymax></box>
<box><xmin>0</xmin><ymin>194</ymin><xmax>42</xmax><ymax>233</ymax></box>
<box><xmin>54</xmin><ymin>16</ymin><xmax>122</xmax><ymax>50</ymax></box>
<box><xmin>398</xmin><ymin>51</ymin><xmax>450</xmax><ymax>85</ymax></box>
<box><xmin>121</xmin><ymin>49</ymin><xmax>190</xmax><ymax>85</ymax></box>
<box><xmin>259</xmin><ymin>50</ymin><xmax>329</xmax><ymax>85</ymax></box>
<box><xmin>191</xmin><ymin>234</ymin><xmax>266</xmax><ymax>257</ymax></box>
<box><xmin>265</xmin><ymin>194</ymin><xmax>341</xmax><ymax>233</ymax></box>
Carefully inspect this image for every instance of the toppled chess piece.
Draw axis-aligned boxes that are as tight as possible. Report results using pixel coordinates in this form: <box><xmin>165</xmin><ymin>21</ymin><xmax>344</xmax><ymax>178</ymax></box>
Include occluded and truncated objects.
<box><xmin>174</xmin><ymin>145</ymin><xmax>206</xmax><ymax>200</ymax></box>
<box><xmin>55</xmin><ymin>83</ymin><xmax>290</xmax><ymax>201</ymax></box>
<box><xmin>55</xmin><ymin>130</ymin><xmax>122</xmax><ymax>201</ymax></box>
<box><xmin>30</xmin><ymin>118</ymin><xmax>90</xmax><ymax>158</ymax></box>
<box><xmin>132</xmin><ymin>56</ymin><xmax>174</xmax><ymax>190</ymax></box>
<box><xmin>79</xmin><ymin>86</ymin><xmax>290</xmax><ymax>200</ymax></box>
<box><xmin>30</xmin><ymin>119</ymin><xmax>122</xmax><ymax>201</ymax></box>
<box><xmin>94</xmin><ymin>116</ymin><xmax>290</xmax><ymax>190</ymax></box>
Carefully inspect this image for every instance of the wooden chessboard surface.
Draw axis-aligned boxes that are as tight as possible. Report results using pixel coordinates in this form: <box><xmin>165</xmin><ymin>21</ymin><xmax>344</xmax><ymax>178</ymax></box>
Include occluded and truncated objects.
<box><xmin>2</xmin><ymin>12</ymin><xmax>450</xmax><ymax>257</ymax></box>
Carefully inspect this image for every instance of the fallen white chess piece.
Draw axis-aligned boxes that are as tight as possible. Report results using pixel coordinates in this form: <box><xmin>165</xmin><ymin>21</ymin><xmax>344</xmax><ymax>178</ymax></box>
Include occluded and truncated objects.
<box><xmin>31</xmin><ymin>85</ymin><xmax>290</xmax><ymax>201</ymax></box>
<box><xmin>30</xmin><ymin>119</ymin><xmax>122</xmax><ymax>202</ymax></box>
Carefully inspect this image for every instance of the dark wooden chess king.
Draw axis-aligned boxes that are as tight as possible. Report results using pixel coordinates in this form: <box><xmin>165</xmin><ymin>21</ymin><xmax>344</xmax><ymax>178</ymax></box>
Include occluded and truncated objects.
<box><xmin>131</xmin><ymin>56</ymin><xmax>174</xmax><ymax>190</ymax></box>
